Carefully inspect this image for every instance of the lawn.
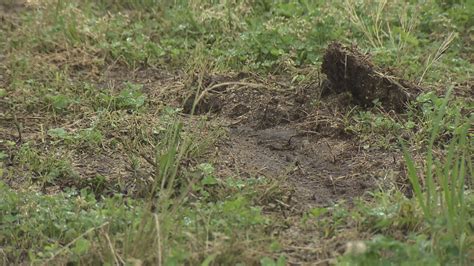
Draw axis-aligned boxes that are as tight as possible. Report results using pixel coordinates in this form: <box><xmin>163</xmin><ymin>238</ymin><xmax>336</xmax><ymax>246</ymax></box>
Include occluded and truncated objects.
<box><xmin>0</xmin><ymin>0</ymin><xmax>472</xmax><ymax>265</ymax></box>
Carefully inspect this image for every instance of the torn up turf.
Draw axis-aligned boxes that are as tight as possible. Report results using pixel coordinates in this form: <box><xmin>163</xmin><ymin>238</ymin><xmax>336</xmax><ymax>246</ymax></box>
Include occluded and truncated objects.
<box><xmin>322</xmin><ymin>42</ymin><xmax>422</xmax><ymax>112</ymax></box>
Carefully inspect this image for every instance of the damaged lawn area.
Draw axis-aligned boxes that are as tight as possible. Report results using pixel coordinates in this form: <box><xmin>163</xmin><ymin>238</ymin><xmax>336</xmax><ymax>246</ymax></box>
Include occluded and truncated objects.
<box><xmin>0</xmin><ymin>0</ymin><xmax>473</xmax><ymax>265</ymax></box>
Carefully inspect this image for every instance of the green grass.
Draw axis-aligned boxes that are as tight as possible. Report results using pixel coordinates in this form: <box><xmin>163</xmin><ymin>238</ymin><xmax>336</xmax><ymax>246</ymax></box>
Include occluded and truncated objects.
<box><xmin>0</xmin><ymin>0</ymin><xmax>473</xmax><ymax>264</ymax></box>
<box><xmin>401</xmin><ymin>86</ymin><xmax>473</xmax><ymax>264</ymax></box>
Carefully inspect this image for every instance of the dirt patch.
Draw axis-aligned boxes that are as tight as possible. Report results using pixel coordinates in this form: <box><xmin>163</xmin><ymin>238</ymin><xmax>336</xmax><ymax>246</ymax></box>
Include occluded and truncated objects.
<box><xmin>196</xmin><ymin>74</ymin><xmax>406</xmax><ymax>208</ymax></box>
<box><xmin>202</xmin><ymin>73</ymin><xmax>407</xmax><ymax>262</ymax></box>
<box><xmin>70</xmin><ymin>150</ymin><xmax>144</xmax><ymax>195</ymax></box>
<box><xmin>0</xmin><ymin>0</ymin><xmax>34</xmax><ymax>24</ymax></box>
<box><xmin>322</xmin><ymin>42</ymin><xmax>422</xmax><ymax>112</ymax></box>
<box><xmin>74</xmin><ymin>69</ymin><xmax>381</xmax><ymax>207</ymax></box>
<box><xmin>219</xmin><ymin>126</ymin><xmax>375</xmax><ymax>206</ymax></box>
<box><xmin>0</xmin><ymin>1</ymin><xmax>26</xmax><ymax>13</ymax></box>
<box><xmin>216</xmin><ymin>123</ymin><xmax>404</xmax><ymax>209</ymax></box>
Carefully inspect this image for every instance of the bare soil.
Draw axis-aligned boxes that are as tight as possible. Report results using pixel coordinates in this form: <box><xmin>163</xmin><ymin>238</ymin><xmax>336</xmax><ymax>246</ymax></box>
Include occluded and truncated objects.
<box><xmin>188</xmin><ymin>72</ymin><xmax>406</xmax><ymax>210</ymax></box>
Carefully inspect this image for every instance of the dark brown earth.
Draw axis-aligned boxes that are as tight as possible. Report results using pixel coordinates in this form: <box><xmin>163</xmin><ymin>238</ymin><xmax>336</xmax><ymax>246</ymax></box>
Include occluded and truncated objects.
<box><xmin>322</xmin><ymin>42</ymin><xmax>422</xmax><ymax>112</ymax></box>
<box><xmin>185</xmin><ymin>70</ymin><xmax>406</xmax><ymax>210</ymax></box>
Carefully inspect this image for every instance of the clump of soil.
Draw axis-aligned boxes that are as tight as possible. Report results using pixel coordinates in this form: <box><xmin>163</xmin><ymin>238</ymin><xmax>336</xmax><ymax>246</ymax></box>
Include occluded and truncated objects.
<box><xmin>322</xmin><ymin>42</ymin><xmax>421</xmax><ymax>112</ymax></box>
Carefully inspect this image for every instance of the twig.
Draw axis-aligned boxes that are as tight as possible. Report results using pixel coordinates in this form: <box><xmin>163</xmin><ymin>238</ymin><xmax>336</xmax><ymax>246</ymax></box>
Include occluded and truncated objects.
<box><xmin>103</xmin><ymin>229</ymin><xmax>125</xmax><ymax>265</ymax></box>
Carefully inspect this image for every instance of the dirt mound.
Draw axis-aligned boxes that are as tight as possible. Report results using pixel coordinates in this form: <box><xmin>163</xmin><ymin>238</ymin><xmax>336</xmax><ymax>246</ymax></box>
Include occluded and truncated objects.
<box><xmin>322</xmin><ymin>42</ymin><xmax>421</xmax><ymax>112</ymax></box>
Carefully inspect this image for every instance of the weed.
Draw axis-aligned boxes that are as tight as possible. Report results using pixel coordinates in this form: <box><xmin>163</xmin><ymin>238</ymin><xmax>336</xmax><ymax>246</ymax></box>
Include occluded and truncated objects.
<box><xmin>339</xmin><ymin>235</ymin><xmax>439</xmax><ymax>265</ymax></box>
<box><xmin>16</xmin><ymin>144</ymin><xmax>77</xmax><ymax>187</ymax></box>
<box><xmin>48</xmin><ymin>127</ymin><xmax>103</xmax><ymax>148</ymax></box>
<box><xmin>402</xmin><ymin>86</ymin><xmax>473</xmax><ymax>263</ymax></box>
